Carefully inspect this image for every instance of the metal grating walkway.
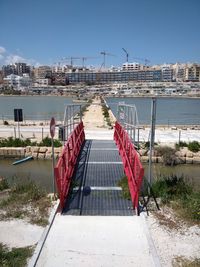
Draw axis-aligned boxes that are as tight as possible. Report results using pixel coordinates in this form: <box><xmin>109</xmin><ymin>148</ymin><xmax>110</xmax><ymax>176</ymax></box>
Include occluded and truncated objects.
<box><xmin>63</xmin><ymin>140</ymin><xmax>134</xmax><ymax>216</ymax></box>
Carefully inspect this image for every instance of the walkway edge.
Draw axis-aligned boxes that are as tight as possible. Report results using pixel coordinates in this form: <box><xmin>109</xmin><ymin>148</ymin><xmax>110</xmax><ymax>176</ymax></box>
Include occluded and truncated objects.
<box><xmin>141</xmin><ymin>213</ymin><xmax>161</xmax><ymax>267</ymax></box>
<box><xmin>27</xmin><ymin>199</ymin><xmax>60</xmax><ymax>267</ymax></box>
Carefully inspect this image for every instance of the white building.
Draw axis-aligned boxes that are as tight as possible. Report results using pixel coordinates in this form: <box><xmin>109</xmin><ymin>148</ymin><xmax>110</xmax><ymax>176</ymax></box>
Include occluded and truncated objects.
<box><xmin>33</xmin><ymin>78</ymin><xmax>51</xmax><ymax>87</ymax></box>
<box><xmin>161</xmin><ymin>65</ymin><xmax>173</xmax><ymax>81</ymax></box>
<box><xmin>122</xmin><ymin>62</ymin><xmax>141</xmax><ymax>71</ymax></box>
<box><xmin>4</xmin><ymin>74</ymin><xmax>32</xmax><ymax>89</ymax></box>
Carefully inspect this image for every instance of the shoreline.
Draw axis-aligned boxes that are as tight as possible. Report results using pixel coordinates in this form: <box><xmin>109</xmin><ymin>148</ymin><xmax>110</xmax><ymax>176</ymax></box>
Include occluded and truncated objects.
<box><xmin>0</xmin><ymin>93</ymin><xmax>200</xmax><ymax>99</ymax></box>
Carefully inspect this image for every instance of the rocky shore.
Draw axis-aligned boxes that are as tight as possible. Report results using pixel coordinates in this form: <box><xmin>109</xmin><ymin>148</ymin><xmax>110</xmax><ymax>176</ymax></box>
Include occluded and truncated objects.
<box><xmin>0</xmin><ymin>146</ymin><xmax>62</xmax><ymax>160</ymax></box>
<box><xmin>1</xmin><ymin>145</ymin><xmax>200</xmax><ymax>165</ymax></box>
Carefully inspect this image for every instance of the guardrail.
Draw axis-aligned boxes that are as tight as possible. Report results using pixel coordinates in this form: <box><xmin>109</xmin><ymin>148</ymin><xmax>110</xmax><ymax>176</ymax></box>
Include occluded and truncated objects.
<box><xmin>114</xmin><ymin>121</ymin><xmax>144</xmax><ymax>215</ymax></box>
<box><xmin>54</xmin><ymin>121</ymin><xmax>85</xmax><ymax>210</ymax></box>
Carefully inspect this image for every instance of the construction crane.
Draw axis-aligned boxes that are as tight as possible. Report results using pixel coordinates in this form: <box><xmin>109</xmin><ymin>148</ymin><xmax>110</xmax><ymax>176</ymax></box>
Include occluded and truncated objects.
<box><xmin>62</xmin><ymin>57</ymin><xmax>81</xmax><ymax>67</ymax></box>
<box><xmin>132</xmin><ymin>57</ymin><xmax>150</xmax><ymax>66</ymax></box>
<box><xmin>62</xmin><ymin>56</ymin><xmax>98</xmax><ymax>68</ymax></box>
<box><xmin>122</xmin><ymin>48</ymin><xmax>129</xmax><ymax>62</ymax></box>
<box><xmin>100</xmin><ymin>51</ymin><xmax>115</xmax><ymax>69</ymax></box>
<box><xmin>81</xmin><ymin>56</ymin><xmax>99</xmax><ymax>68</ymax></box>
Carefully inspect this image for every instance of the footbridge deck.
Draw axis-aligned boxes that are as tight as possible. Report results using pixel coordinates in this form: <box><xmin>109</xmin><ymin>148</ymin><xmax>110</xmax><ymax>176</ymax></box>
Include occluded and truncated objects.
<box><xmin>63</xmin><ymin>140</ymin><xmax>134</xmax><ymax>216</ymax></box>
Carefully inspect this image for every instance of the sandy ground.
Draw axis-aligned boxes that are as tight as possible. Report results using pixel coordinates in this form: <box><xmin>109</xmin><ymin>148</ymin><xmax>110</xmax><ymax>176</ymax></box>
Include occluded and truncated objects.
<box><xmin>0</xmin><ymin>219</ymin><xmax>44</xmax><ymax>248</ymax></box>
<box><xmin>82</xmin><ymin>96</ymin><xmax>107</xmax><ymax>130</ymax></box>
<box><xmin>145</xmin><ymin>208</ymin><xmax>200</xmax><ymax>266</ymax></box>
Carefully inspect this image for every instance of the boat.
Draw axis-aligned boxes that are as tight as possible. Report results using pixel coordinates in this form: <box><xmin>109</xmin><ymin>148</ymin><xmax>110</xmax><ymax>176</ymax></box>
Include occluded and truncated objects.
<box><xmin>12</xmin><ymin>156</ymin><xmax>33</xmax><ymax>165</ymax></box>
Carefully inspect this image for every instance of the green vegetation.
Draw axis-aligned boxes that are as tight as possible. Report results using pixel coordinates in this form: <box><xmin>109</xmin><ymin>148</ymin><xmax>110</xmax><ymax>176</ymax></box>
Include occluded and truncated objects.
<box><xmin>188</xmin><ymin>141</ymin><xmax>200</xmax><ymax>153</ymax></box>
<box><xmin>118</xmin><ymin>174</ymin><xmax>200</xmax><ymax>223</ymax></box>
<box><xmin>175</xmin><ymin>141</ymin><xmax>200</xmax><ymax>152</ymax></box>
<box><xmin>102</xmin><ymin>104</ymin><xmax>112</xmax><ymax>127</ymax></box>
<box><xmin>80</xmin><ymin>103</ymin><xmax>90</xmax><ymax>116</ymax></box>
<box><xmin>0</xmin><ymin>136</ymin><xmax>62</xmax><ymax>147</ymax></box>
<box><xmin>0</xmin><ymin>243</ymin><xmax>33</xmax><ymax>267</ymax></box>
<box><xmin>156</xmin><ymin>146</ymin><xmax>176</xmax><ymax>166</ymax></box>
<box><xmin>0</xmin><ymin>178</ymin><xmax>9</xmax><ymax>191</ymax></box>
<box><xmin>117</xmin><ymin>176</ymin><xmax>131</xmax><ymax>200</ymax></box>
<box><xmin>38</xmin><ymin>136</ymin><xmax>62</xmax><ymax>147</ymax></box>
<box><xmin>175</xmin><ymin>141</ymin><xmax>188</xmax><ymax>150</ymax></box>
<box><xmin>152</xmin><ymin>175</ymin><xmax>200</xmax><ymax>223</ymax></box>
<box><xmin>0</xmin><ymin>180</ymin><xmax>52</xmax><ymax>226</ymax></box>
<box><xmin>144</xmin><ymin>141</ymin><xmax>158</xmax><ymax>148</ymax></box>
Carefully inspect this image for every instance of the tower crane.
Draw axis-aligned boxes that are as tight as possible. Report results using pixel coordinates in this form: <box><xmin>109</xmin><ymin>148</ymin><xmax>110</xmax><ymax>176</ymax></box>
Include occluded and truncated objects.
<box><xmin>81</xmin><ymin>56</ymin><xmax>99</xmax><ymax>68</ymax></box>
<box><xmin>62</xmin><ymin>57</ymin><xmax>81</xmax><ymax>67</ymax></box>
<box><xmin>122</xmin><ymin>48</ymin><xmax>129</xmax><ymax>62</ymax></box>
<box><xmin>132</xmin><ymin>57</ymin><xmax>150</xmax><ymax>66</ymax></box>
<box><xmin>100</xmin><ymin>51</ymin><xmax>115</xmax><ymax>69</ymax></box>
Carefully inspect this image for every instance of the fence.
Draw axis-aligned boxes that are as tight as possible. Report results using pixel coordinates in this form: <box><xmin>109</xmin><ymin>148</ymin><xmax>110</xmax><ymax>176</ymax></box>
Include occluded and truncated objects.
<box><xmin>54</xmin><ymin>122</ymin><xmax>85</xmax><ymax>210</ymax></box>
<box><xmin>114</xmin><ymin>121</ymin><xmax>144</xmax><ymax>214</ymax></box>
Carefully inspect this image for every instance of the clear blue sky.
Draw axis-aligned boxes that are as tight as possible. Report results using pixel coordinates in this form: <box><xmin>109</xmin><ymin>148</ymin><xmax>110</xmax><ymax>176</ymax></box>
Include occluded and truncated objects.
<box><xmin>0</xmin><ymin>0</ymin><xmax>199</xmax><ymax>67</ymax></box>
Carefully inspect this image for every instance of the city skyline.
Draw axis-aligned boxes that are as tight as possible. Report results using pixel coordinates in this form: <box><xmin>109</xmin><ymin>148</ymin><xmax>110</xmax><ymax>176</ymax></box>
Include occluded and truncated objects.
<box><xmin>0</xmin><ymin>0</ymin><xmax>200</xmax><ymax>67</ymax></box>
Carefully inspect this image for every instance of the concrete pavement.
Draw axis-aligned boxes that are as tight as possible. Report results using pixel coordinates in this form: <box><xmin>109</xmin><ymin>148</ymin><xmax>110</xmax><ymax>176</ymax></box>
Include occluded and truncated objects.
<box><xmin>35</xmin><ymin>215</ymin><xmax>160</xmax><ymax>267</ymax></box>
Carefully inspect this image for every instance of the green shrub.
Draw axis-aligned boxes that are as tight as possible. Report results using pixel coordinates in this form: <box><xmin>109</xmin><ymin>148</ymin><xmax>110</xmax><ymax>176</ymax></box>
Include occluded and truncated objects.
<box><xmin>0</xmin><ymin>178</ymin><xmax>9</xmax><ymax>191</ymax></box>
<box><xmin>175</xmin><ymin>141</ymin><xmax>188</xmax><ymax>150</ymax></box>
<box><xmin>117</xmin><ymin>176</ymin><xmax>131</xmax><ymax>200</ymax></box>
<box><xmin>152</xmin><ymin>175</ymin><xmax>200</xmax><ymax>222</ymax></box>
<box><xmin>188</xmin><ymin>141</ymin><xmax>200</xmax><ymax>153</ymax></box>
<box><xmin>156</xmin><ymin>146</ymin><xmax>176</xmax><ymax>166</ymax></box>
<box><xmin>38</xmin><ymin>136</ymin><xmax>62</xmax><ymax>147</ymax></box>
<box><xmin>152</xmin><ymin>175</ymin><xmax>192</xmax><ymax>203</ymax></box>
<box><xmin>144</xmin><ymin>141</ymin><xmax>157</xmax><ymax>149</ymax></box>
<box><xmin>0</xmin><ymin>137</ymin><xmax>61</xmax><ymax>147</ymax></box>
<box><xmin>0</xmin><ymin>243</ymin><xmax>33</xmax><ymax>267</ymax></box>
<box><xmin>182</xmin><ymin>192</ymin><xmax>200</xmax><ymax>221</ymax></box>
<box><xmin>11</xmin><ymin>181</ymin><xmax>45</xmax><ymax>201</ymax></box>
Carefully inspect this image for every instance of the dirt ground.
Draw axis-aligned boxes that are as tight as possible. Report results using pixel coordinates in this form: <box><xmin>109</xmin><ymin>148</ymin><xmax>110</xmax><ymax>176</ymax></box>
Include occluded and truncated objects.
<box><xmin>82</xmin><ymin>96</ymin><xmax>107</xmax><ymax>130</ymax></box>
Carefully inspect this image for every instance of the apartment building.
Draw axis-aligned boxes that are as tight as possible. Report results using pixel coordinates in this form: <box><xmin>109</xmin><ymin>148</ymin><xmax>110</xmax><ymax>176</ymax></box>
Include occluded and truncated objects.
<box><xmin>122</xmin><ymin>62</ymin><xmax>142</xmax><ymax>71</ymax></box>
<box><xmin>34</xmin><ymin>66</ymin><xmax>52</xmax><ymax>79</ymax></box>
<box><xmin>161</xmin><ymin>65</ymin><xmax>173</xmax><ymax>81</ymax></box>
<box><xmin>2</xmin><ymin>63</ymin><xmax>30</xmax><ymax>77</ymax></box>
<box><xmin>184</xmin><ymin>64</ymin><xmax>200</xmax><ymax>81</ymax></box>
<box><xmin>4</xmin><ymin>74</ymin><xmax>32</xmax><ymax>89</ymax></box>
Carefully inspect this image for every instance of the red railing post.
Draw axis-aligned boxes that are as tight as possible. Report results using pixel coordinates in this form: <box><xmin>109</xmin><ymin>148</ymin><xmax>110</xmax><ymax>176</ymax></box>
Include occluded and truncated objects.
<box><xmin>114</xmin><ymin>121</ymin><xmax>144</xmax><ymax>214</ymax></box>
<box><xmin>54</xmin><ymin>122</ymin><xmax>85</xmax><ymax>210</ymax></box>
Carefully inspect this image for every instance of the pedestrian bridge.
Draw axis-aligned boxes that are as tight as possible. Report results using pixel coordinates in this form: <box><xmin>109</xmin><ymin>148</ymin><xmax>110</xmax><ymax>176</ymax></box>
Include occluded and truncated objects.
<box><xmin>30</xmin><ymin>121</ymin><xmax>161</xmax><ymax>267</ymax></box>
<box><xmin>54</xmin><ymin>121</ymin><xmax>144</xmax><ymax>216</ymax></box>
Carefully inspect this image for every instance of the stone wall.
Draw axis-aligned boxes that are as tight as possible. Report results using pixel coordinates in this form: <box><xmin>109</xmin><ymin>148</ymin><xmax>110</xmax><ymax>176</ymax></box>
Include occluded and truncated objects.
<box><xmin>0</xmin><ymin>146</ymin><xmax>200</xmax><ymax>164</ymax></box>
<box><xmin>0</xmin><ymin>146</ymin><xmax>62</xmax><ymax>160</ymax></box>
<box><xmin>139</xmin><ymin>148</ymin><xmax>200</xmax><ymax>164</ymax></box>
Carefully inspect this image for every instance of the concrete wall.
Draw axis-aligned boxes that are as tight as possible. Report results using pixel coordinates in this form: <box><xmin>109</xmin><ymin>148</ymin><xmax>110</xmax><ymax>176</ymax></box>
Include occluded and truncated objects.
<box><xmin>139</xmin><ymin>148</ymin><xmax>200</xmax><ymax>164</ymax></box>
<box><xmin>0</xmin><ymin>146</ymin><xmax>62</xmax><ymax>160</ymax></box>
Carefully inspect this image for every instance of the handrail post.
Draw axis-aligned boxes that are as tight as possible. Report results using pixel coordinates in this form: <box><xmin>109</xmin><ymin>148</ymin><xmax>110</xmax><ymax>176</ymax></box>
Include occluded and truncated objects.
<box><xmin>54</xmin><ymin>122</ymin><xmax>85</xmax><ymax>211</ymax></box>
<box><xmin>114</xmin><ymin>121</ymin><xmax>144</xmax><ymax>214</ymax></box>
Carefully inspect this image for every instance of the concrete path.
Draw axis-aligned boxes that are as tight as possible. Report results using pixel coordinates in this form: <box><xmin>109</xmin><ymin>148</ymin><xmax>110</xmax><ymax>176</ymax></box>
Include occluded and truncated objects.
<box><xmin>36</xmin><ymin>215</ymin><xmax>160</xmax><ymax>267</ymax></box>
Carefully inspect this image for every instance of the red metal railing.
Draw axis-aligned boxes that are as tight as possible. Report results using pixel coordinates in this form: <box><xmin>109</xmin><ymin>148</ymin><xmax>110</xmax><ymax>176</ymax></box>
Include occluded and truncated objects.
<box><xmin>114</xmin><ymin>121</ymin><xmax>144</xmax><ymax>214</ymax></box>
<box><xmin>54</xmin><ymin>122</ymin><xmax>85</xmax><ymax>210</ymax></box>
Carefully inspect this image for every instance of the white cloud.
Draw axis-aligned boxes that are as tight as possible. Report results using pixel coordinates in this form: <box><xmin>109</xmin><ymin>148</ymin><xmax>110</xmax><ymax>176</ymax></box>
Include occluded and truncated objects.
<box><xmin>5</xmin><ymin>54</ymin><xmax>27</xmax><ymax>65</ymax></box>
<box><xmin>0</xmin><ymin>46</ymin><xmax>6</xmax><ymax>54</ymax></box>
<box><xmin>0</xmin><ymin>46</ymin><xmax>41</xmax><ymax>66</ymax></box>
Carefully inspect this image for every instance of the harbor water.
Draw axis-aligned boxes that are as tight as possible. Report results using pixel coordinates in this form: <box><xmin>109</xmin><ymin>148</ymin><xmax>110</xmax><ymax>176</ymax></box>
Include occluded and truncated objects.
<box><xmin>106</xmin><ymin>97</ymin><xmax>200</xmax><ymax>125</ymax></box>
<box><xmin>0</xmin><ymin>159</ymin><xmax>199</xmax><ymax>192</ymax></box>
<box><xmin>0</xmin><ymin>95</ymin><xmax>200</xmax><ymax>125</ymax></box>
<box><xmin>0</xmin><ymin>95</ymin><xmax>75</xmax><ymax>122</ymax></box>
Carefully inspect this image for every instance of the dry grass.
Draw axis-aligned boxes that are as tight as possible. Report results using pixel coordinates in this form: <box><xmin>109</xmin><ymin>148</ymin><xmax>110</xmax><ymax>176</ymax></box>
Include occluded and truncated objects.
<box><xmin>172</xmin><ymin>256</ymin><xmax>200</xmax><ymax>267</ymax></box>
<box><xmin>0</xmin><ymin>181</ymin><xmax>52</xmax><ymax>226</ymax></box>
